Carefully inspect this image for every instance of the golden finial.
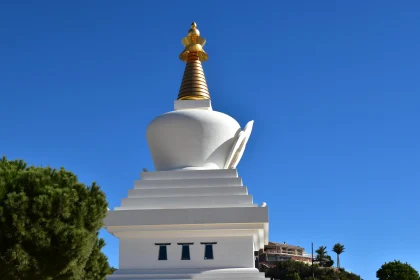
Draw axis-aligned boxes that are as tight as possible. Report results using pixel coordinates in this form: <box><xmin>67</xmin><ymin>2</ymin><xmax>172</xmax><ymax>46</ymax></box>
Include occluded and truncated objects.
<box><xmin>188</xmin><ymin>22</ymin><xmax>200</xmax><ymax>37</ymax></box>
<box><xmin>179</xmin><ymin>22</ymin><xmax>208</xmax><ymax>62</ymax></box>
<box><xmin>177</xmin><ymin>22</ymin><xmax>210</xmax><ymax>100</ymax></box>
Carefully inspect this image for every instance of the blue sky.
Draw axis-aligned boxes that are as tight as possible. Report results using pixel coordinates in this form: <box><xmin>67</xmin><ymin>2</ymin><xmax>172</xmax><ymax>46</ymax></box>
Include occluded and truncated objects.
<box><xmin>1</xmin><ymin>1</ymin><xmax>419</xmax><ymax>279</ymax></box>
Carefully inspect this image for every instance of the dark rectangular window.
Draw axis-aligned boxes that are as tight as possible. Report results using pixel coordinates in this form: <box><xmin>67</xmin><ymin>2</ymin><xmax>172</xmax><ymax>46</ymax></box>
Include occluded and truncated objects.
<box><xmin>201</xmin><ymin>242</ymin><xmax>216</xmax><ymax>260</ymax></box>
<box><xmin>181</xmin><ymin>244</ymin><xmax>190</xmax><ymax>260</ymax></box>
<box><xmin>155</xmin><ymin>243</ymin><xmax>170</xmax><ymax>261</ymax></box>
<box><xmin>204</xmin><ymin>244</ymin><xmax>214</xmax><ymax>260</ymax></box>
<box><xmin>158</xmin><ymin>245</ymin><xmax>167</xmax><ymax>260</ymax></box>
<box><xmin>177</xmin><ymin>243</ymin><xmax>193</xmax><ymax>260</ymax></box>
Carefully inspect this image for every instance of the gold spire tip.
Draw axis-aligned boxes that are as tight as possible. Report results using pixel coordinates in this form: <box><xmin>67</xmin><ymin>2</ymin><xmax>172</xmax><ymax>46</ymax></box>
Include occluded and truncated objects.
<box><xmin>177</xmin><ymin>22</ymin><xmax>210</xmax><ymax>101</ymax></box>
<box><xmin>188</xmin><ymin>22</ymin><xmax>200</xmax><ymax>37</ymax></box>
<box><xmin>179</xmin><ymin>22</ymin><xmax>208</xmax><ymax>63</ymax></box>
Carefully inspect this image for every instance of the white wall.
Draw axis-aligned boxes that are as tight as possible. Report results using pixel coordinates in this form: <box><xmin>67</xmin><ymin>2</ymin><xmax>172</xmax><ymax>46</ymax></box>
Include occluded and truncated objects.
<box><xmin>119</xmin><ymin>236</ymin><xmax>254</xmax><ymax>270</ymax></box>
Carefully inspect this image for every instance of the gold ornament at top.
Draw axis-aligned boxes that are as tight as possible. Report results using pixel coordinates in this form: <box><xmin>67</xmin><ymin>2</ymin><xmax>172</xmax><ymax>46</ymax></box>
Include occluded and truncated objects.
<box><xmin>179</xmin><ymin>22</ymin><xmax>208</xmax><ymax>62</ymax></box>
<box><xmin>177</xmin><ymin>22</ymin><xmax>211</xmax><ymax>100</ymax></box>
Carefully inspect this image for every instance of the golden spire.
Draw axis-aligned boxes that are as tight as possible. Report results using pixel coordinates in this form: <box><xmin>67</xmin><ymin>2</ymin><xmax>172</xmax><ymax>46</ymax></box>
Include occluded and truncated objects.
<box><xmin>177</xmin><ymin>22</ymin><xmax>210</xmax><ymax>100</ymax></box>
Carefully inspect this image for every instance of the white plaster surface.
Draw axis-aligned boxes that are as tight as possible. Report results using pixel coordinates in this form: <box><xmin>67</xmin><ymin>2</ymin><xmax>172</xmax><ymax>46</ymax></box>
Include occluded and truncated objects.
<box><xmin>140</xmin><ymin>169</ymin><xmax>239</xmax><ymax>180</ymax></box>
<box><xmin>117</xmin><ymin>169</ymin><xmax>252</xmax><ymax>210</ymax></box>
<box><xmin>128</xmin><ymin>186</ymin><xmax>248</xmax><ymax>197</ymax></box>
<box><xmin>105</xmin><ymin>168</ymin><xmax>268</xmax><ymax>279</ymax></box>
<box><xmin>119</xmin><ymin>195</ymin><xmax>253</xmax><ymax>209</ymax></box>
<box><xmin>105</xmin><ymin>207</ymin><xmax>267</xmax><ymax>227</ymax></box>
<box><xmin>146</xmin><ymin>107</ymin><xmax>242</xmax><ymax>171</ymax></box>
<box><xmin>225</xmin><ymin>120</ymin><xmax>254</xmax><ymax>169</ymax></box>
<box><xmin>134</xmin><ymin>177</ymin><xmax>243</xmax><ymax>189</ymax></box>
<box><xmin>174</xmin><ymin>99</ymin><xmax>212</xmax><ymax>110</ymax></box>
<box><xmin>107</xmin><ymin>268</ymin><xmax>266</xmax><ymax>279</ymax></box>
<box><xmin>119</xmin><ymin>236</ymin><xmax>254</xmax><ymax>270</ymax></box>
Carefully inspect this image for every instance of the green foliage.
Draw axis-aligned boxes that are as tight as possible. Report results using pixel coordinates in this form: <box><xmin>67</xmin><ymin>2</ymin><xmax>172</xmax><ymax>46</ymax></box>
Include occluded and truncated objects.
<box><xmin>316</xmin><ymin>246</ymin><xmax>334</xmax><ymax>267</ymax></box>
<box><xmin>332</xmin><ymin>243</ymin><xmax>345</xmax><ymax>269</ymax></box>
<box><xmin>332</xmin><ymin>243</ymin><xmax>345</xmax><ymax>255</ymax></box>
<box><xmin>323</xmin><ymin>255</ymin><xmax>334</xmax><ymax>268</ymax></box>
<box><xmin>0</xmin><ymin>157</ymin><xmax>112</xmax><ymax>280</ymax></box>
<box><xmin>288</xmin><ymin>272</ymin><xmax>301</xmax><ymax>280</ymax></box>
<box><xmin>276</xmin><ymin>260</ymin><xmax>305</xmax><ymax>275</ymax></box>
<box><xmin>316</xmin><ymin>246</ymin><xmax>328</xmax><ymax>260</ymax></box>
<box><xmin>83</xmin><ymin>233</ymin><xmax>116</xmax><ymax>279</ymax></box>
<box><xmin>263</xmin><ymin>260</ymin><xmax>361</xmax><ymax>280</ymax></box>
<box><xmin>376</xmin><ymin>260</ymin><xmax>420</xmax><ymax>280</ymax></box>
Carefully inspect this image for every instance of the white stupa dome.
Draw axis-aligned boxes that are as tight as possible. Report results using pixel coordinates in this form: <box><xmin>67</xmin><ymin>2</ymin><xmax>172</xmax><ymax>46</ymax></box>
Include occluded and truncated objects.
<box><xmin>147</xmin><ymin>107</ymin><xmax>241</xmax><ymax>171</ymax></box>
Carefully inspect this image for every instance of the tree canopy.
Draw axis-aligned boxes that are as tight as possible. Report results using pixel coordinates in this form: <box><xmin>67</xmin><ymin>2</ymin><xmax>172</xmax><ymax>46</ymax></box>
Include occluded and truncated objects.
<box><xmin>376</xmin><ymin>260</ymin><xmax>420</xmax><ymax>280</ymax></box>
<box><xmin>0</xmin><ymin>157</ymin><xmax>113</xmax><ymax>280</ymax></box>
<box><xmin>316</xmin><ymin>246</ymin><xmax>328</xmax><ymax>260</ymax></box>
<box><xmin>332</xmin><ymin>243</ymin><xmax>345</xmax><ymax>269</ymax></box>
<box><xmin>316</xmin><ymin>246</ymin><xmax>334</xmax><ymax>268</ymax></box>
<box><xmin>264</xmin><ymin>260</ymin><xmax>362</xmax><ymax>280</ymax></box>
<box><xmin>332</xmin><ymin>243</ymin><xmax>345</xmax><ymax>255</ymax></box>
<box><xmin>288</xmin><ymin>272</ymin><xmax>301</xmax><ymax>280</ymax></box>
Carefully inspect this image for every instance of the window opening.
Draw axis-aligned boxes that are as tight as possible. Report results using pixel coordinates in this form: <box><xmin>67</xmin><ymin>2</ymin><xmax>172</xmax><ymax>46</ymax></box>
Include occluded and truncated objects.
<box><xmin>155</xmin><ymin>243</ymin><xmax>170</xmax><ymax>261</ymax></box>
<box><xmin>204</xmin><ymin>244</ymin><xmax>214</xmax><ymax>260</ymax></box>
<box><xmin>158</xmin><ymin>245</ymin><xmax>167</xmax><ymax>260</ymax></box>
<box><xmin>181</xmin><ymin>245</ymin><xmax>190</xmax><ymax>260</ymax></box>
<box><xmin>201</xmin><ymin>242</ymin><xmax>217</xmax><ymax>260</ymax></box>
<box><xmin>178</xmin><ymin>243</ymin><xmax>194</xmax><ymax>260</ymax></box>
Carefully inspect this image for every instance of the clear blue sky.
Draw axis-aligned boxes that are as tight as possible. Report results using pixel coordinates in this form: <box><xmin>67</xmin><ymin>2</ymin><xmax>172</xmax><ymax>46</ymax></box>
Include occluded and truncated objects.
<box><xmin>1</xmin><ymin>1</ymin><xmax>419</xmax><ymax>279</ymax></box>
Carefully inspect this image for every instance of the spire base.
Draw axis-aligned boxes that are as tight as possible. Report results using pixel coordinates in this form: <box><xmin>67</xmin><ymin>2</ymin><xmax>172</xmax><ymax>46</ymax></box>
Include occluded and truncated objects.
<box><xmin>174</xmin><ymin>99</ymin><xmax>212</xmax><ymax>111</ymax></box>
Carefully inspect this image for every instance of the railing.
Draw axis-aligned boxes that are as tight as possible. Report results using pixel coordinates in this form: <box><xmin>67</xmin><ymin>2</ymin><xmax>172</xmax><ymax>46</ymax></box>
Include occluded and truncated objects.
<box><xmin>264</xmin><ymin>249</ymin><xmax>303</xmax><ymax>255</ymax></box>
<box><xmin>265</xmin><ymin>252</ymin><xmax>313</xmax><ymax>259</ymax></box>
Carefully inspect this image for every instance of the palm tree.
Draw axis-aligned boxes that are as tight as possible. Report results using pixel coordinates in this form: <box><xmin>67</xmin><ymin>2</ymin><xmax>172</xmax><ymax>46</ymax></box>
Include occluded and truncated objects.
<box><xmin>315</xmin><ymin>246</ymin><xmax>328</xmax><ymax>262</ymax></box>
<box><xmin>332</xmin><ymin>243</ymin><xmax>345</xmax><ymax>269</ymax></box>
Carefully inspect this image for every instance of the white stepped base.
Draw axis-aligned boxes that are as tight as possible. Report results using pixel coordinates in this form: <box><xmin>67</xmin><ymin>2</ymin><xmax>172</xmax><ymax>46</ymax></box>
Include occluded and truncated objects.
<box><xmin>128</xmin><ymin>186</ymin><xmax>248</xmax><ymax>198</ymax></box>
<box><xmin>140</xmin><ymin>169</ymin><xmax>239</xmax><ymax>180</ymax></box>
<box><xmin>134</xmin><ymin>178</ymin><xmax>243</xmax><ymax>189</ymax></box>
<box><xmin>120</xmin><ymin>195</ymin><xmax>253</xmax><ymax>209</ymax></box>
<box><xmin>107</xmin><ymin>268</ymin><xmax>266</xmax><ymax>280</ymax></box>
<box><xmin>106</xmin><ymin>169</ymin><xmax>269</xmax><ymax>277</ymax></box>
<box><xmin>115</xmin><ymin>169</ymin><xmax>257</xmax><ymax>211</ymax></box>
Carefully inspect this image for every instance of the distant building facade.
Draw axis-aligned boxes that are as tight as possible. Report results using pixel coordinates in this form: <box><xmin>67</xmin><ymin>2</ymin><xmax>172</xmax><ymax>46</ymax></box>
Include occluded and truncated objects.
<box><xmin>257</xmin><ymin>242</ymin><xmax>312</xmax><ymax>269</ymax></box>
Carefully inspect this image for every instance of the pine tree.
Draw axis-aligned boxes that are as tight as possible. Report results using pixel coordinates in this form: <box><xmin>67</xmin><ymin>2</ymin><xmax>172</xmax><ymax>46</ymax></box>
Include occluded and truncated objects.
<box><xmin>0</xmin><ymin>157</ymin><xmax>113</xmax><ymax>280</ymax></box>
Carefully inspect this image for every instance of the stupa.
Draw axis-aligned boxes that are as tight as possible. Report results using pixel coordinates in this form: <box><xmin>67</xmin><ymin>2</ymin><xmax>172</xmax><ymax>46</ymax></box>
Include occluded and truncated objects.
<box><xmin>104</xmin><ymin>22</ymin><xmax>269</xmax><ymax>280</ymax></box>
